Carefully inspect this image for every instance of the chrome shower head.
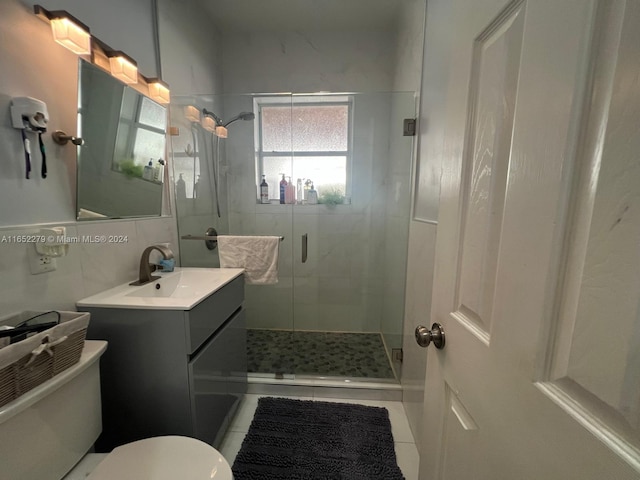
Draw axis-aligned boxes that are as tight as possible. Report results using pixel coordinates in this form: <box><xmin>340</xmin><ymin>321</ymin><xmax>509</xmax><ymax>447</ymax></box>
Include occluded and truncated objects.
<box><xmin>223</xmin><ymin>111</ymin><xmax>255</xmax><ymax>127</ymax></box>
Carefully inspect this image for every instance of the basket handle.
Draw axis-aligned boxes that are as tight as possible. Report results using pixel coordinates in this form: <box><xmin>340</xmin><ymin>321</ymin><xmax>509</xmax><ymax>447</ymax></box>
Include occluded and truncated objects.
<box><xmin>25</xmin><ymin>335</ymin><xmax>69</xmax><ymax>367</ymax></box>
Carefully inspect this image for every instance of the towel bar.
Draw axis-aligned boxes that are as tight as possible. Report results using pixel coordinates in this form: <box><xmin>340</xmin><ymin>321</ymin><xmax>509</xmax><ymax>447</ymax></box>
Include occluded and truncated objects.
<box><xmin>181</xmin><ymin>234</ymin><xmax>284</xmax><ymax>241</ymax></box>
<box><xmin>181</xmin><ymin>227</ymin><xmax>284</xmax><ymax>251</ymax></box>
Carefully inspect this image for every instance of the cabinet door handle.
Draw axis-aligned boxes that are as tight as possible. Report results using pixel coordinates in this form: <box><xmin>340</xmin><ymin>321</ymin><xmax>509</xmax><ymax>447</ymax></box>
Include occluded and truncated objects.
<box><xmin>302</xmin><ymin>234</ymin><xmax>308</xmax><ymax>263</ymax></box>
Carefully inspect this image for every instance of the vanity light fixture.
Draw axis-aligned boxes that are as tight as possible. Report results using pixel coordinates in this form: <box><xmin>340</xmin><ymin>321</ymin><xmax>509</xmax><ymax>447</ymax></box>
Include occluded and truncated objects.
<box><xmin>147</xmin><ymin>78</ymin><xmax>171</xmax><ymax>104</ymax></box>
<box><xmin>107</xmin><ymin>51</ymin><xmax>138</xmax><ymax>84</ymax></box>
<box><xmin>184</xmin><ymin>106</ymin><xmax>201</xmax><ymax>123</ymax></box>
<box><xmin>215</xmin><ymin>126</ymin><xmax>228</xmax><ymax>138</ymax></box>
<box><xmin>201</xmin><ymin>116</ymin><xmax>216</xmax><ymax>133</ymax></box>
<box><xmin>34</xmin><ymin>5</ymin><xmax>91</xmax><ymax>55</ymax></box>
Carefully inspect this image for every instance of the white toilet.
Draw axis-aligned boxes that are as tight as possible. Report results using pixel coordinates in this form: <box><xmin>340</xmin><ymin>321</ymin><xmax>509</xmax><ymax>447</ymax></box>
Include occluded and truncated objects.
<box><xmin>0</xmin><ymin>340</ymin><xmax>233</xmax><ymax>480</ymax></box>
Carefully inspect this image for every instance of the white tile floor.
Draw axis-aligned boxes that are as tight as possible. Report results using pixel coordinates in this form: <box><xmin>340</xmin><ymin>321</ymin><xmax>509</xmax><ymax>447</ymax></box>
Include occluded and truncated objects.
<box><xmin>219</xmin><ymin>393</ymin><xmax>420</xmax><ymax>480</ymax></box>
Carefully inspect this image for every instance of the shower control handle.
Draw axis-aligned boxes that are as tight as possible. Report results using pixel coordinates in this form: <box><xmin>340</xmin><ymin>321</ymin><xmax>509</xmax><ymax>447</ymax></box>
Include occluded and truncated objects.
<box><xmin>302</xmin><ymin>234</ymin><xmax>308</xmax><ymax>263</ymax></box>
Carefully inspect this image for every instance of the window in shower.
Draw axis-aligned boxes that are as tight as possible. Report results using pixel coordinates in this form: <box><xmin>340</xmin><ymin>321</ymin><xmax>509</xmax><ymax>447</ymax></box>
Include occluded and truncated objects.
<box><xmin>255</xmin><ymin>96</ymin><xmax>352</xmax><ymax>203</ymax></box>
<box><xmin>112</xmin><ymin>91</ymin><xmax>166</xmax><ymax>172</ymax></box>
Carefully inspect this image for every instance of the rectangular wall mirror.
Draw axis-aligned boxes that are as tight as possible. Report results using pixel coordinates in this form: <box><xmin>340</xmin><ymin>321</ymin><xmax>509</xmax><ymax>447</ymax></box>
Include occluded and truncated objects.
<box><xmin>76</xmin><ymin>60</ymin><xmax>167</xmax><ymax>220</ymax></box>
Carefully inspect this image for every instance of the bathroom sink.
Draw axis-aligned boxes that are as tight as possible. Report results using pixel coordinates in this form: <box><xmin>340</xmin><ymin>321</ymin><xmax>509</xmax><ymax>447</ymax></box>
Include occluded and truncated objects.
<box><xmin>76</xmin><ymin>267</ymin><xmax>244</xmax><ymax>310</ymax></box>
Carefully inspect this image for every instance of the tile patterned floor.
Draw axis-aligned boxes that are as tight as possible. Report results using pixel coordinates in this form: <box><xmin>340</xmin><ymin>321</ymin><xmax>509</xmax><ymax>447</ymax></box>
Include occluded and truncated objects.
<box><xmin>247</xmin><ymin>329</ymin><xmax>396</xmax><ymax>379</ymax></box>
<box><xmin>220</xmin><ymin>393</ymin><xmax>419</xmax><ymax>480</ymax></box>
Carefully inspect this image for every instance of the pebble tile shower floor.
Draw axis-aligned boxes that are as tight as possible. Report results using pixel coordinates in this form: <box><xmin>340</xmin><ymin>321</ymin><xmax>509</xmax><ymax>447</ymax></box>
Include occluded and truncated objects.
<box><xmin>246</xmin><ymin>329</ymin><xmax>396</xmax><ymax>379</ymax></box>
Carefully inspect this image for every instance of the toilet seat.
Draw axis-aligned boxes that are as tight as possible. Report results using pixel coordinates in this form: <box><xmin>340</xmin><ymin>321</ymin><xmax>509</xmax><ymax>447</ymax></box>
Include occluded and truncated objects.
<box><xmin>86</xmin><ymin>436</ymin><xmax>233</xmax><ymax>480</ymax></box>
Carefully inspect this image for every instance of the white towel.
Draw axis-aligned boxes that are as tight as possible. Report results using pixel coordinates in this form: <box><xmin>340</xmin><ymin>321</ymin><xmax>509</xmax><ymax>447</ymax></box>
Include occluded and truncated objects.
<box><xmin>217</xmin><ymin>235</ymin><xmax>280</xmax><ymax>285</ymax></box>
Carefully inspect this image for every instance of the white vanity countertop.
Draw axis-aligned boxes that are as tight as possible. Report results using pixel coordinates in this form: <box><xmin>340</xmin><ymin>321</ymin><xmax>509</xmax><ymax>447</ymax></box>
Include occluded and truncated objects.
<box><xmin>76</xmin><ymin>267</ymin><xmax>244</xmax><ymax>310</ymax></box>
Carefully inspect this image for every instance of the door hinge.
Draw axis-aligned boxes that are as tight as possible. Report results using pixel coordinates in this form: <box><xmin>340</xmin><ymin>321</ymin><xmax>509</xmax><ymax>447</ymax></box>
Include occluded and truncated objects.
<box><xmin>403</xmin><ymin>118</ymin><xmax>416</xmax><ymax>136</ymax></box>
<box><xmin>392</xmin><ymin>348</ymin><xmax>403</xmax><ymax>363</ymax></box>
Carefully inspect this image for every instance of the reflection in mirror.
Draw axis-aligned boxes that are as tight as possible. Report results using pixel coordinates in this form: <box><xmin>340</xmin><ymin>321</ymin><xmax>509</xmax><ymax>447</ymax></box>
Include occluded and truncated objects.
<box><xmin>77</xmin><ymin>60</ymin><xmax>167</xmax><ymax>220</ymax></box>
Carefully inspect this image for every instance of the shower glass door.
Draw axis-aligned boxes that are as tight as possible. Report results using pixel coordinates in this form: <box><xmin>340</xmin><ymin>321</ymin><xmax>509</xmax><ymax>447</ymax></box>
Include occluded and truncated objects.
<box><xmin>290</xmin><ymin>92</ymin><xmax>416</xmax><ymax>381</ymax></box>
<box><xmin>172</xmin><ymin>92</ymin><xmax>415</xmax><ymax>382</ymax></box>
<box><xmin>238</xmin><ymin>94</ymin><xmax>296</xmax><ymax>378</ymax></box>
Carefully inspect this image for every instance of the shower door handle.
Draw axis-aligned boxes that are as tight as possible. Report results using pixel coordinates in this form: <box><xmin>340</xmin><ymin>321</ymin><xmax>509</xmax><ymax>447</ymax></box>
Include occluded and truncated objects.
<box><xmin>302</xmin><ymin>234</ymin><xmax>308</xmax><ymax>263</ymax></box>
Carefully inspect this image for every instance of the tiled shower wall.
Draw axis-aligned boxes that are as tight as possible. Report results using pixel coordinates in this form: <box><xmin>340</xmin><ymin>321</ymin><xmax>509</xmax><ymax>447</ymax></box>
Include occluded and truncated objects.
<box><xmin>213</xmin><ymin>93</ymin><xmax>414</xmax><ymax>336</ymax></box>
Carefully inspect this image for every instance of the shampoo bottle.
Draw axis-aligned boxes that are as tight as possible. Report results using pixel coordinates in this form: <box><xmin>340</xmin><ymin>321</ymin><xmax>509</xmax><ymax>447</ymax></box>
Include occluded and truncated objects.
<box><xmin>176</xmin><ymin>173</ymin><xmax>186</xmax><ymax>199</ymax></box>
<box><xmin>260</xmin><ymin>175</ymin><xmax>269</xmax><ymax>204</ymax></box>
<box><xmin>279</xmin><ymin>174</ymin><xmax>287</xmax><ymax>204</ymax></box>
<box><xmin>296</xmin><ymin>178</ymin><xmax>303</xmax><ymax>204</ymax></box>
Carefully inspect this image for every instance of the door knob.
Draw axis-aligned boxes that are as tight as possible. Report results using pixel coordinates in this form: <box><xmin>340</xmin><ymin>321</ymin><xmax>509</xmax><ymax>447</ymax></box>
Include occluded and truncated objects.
<box><xmin>415</xmin><ymin>323</ymin><xmax>445</xmax><ymax>349</ymax></box>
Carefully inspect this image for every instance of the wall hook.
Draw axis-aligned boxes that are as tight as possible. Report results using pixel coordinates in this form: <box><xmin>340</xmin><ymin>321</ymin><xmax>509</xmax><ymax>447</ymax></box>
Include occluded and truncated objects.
<box><xmin>52</xmin><ymin>130</ymin><xmax>83</xmax><ymax>146</ymax></box>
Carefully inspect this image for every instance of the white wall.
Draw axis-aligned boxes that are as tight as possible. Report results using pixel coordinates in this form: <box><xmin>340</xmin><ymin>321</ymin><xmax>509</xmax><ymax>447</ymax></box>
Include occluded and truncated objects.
<box><xmin>0</xmin><ymin>1</ymin><xmax>79</xmax><ymax>226</ymax></box>
<box><xmin>157</xmin><ymin>0</ymin><xmax>223</xmax><ymax>95</ymax></box>
<box><xmin>0</xmin><ymin>0</ymin><xmax>219</xmax><ymax>313</ymax></box>
<box><xmin>221</xmin><ymin>30</ymin><xmax>397</xmax><ymax>94</ymax></box>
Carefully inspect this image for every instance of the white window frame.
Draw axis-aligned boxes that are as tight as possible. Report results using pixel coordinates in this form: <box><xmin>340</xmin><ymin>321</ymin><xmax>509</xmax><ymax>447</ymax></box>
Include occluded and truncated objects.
<box><xmin>253</xmin><ymin>95</ymin><xmax>354</xmax><ymax>202</ymax></box>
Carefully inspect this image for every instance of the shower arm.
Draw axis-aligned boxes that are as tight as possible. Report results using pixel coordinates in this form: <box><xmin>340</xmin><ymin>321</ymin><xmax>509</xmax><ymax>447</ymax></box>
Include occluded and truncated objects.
<box><xmin>202</xmin><ymin>108</ymin><xmax>223</xmax><ymax>126</ymax></box>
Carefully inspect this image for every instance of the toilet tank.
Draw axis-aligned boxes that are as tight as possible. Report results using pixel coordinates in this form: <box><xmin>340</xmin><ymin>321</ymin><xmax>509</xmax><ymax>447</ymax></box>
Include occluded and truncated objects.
<box><xmin>0</xmin><ymin>340</ymin><xmax>107</xmax><ymax>480</ymax></box>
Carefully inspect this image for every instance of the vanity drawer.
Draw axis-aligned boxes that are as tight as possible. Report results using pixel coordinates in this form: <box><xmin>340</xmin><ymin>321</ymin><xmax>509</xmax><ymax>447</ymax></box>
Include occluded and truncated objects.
<box><xmin>185</xmin><ymin>275</ymin><xmax>244</xmax><ymax>353</ymax></box>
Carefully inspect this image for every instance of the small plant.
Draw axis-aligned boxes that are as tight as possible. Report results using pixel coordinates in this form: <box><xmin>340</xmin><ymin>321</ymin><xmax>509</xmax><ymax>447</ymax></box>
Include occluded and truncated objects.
<box><xmin>318</xmin><ymin>185</ymin><xmax>345</xmax><ymax>206</ymax></box>
<box><xmin>117</xmin><ymin>158</ymin><xmax>143</xmax><ymax>179</ymax></box>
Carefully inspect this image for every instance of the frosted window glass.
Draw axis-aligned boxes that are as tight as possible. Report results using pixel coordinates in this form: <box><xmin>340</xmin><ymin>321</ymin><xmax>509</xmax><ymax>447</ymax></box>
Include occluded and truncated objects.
<box><xmin>292</xmin><ymin>105</ymin><xmax>348</xmax><ymax>151</ymax></box>
<box><xmin>113</xmin><ymin>124</ymin><xmax>131</xmax><ymax>161</ymax></box>
<box><xmin>138</xmin><ymin>96</ymin><xmax>167</xmax><ymax>129</ymax></box>
<box><xmin>262</xmin><ymin>107</ymin><xmax>292</xmax><ymax>152</ymax></box>
<box><xmin>132</xmin><ymin>129</ymin><xmax>165</xmax><ymax>166</ymax></box>
<box><xmin>120</xmin><ymin>88</ymin><xmax>137</xmax><ymax>122</ymax></box>
<box><xmin>262</xmin><ymin>104</ymin><xmax>348</xmax><ymax>152</ymax></box>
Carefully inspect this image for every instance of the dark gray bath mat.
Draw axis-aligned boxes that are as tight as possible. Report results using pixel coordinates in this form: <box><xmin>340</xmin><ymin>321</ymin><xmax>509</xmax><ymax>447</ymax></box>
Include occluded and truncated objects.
<box><xmin>232</xmin><ymin>397</ymin><xmax>405</xmax><ymax>480</ymax></box>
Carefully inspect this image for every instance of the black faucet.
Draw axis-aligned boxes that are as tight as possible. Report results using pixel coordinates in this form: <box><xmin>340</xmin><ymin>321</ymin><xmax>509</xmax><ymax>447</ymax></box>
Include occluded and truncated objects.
<box><xmin>130</xmin><ymin>244</ymin><xmax>174</xmax><ymax>286</ymax></box>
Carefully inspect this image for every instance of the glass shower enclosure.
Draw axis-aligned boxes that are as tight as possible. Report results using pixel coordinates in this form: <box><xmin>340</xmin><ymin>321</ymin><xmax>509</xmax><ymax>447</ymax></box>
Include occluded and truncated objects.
<box><xmin>170</xmin><ymin>91</ymin><xmax>415</xmax><ymax>383</ymax></box>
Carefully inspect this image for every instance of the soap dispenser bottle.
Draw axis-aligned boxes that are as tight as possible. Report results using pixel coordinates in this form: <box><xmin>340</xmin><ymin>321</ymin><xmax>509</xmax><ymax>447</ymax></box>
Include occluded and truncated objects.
<box><xmin>304</xmin><ymin>179</ymin><xmax>312</xmax><ymax>203</ymax></box>
<box><xmin>307</xmin><ymin>183</ymin><xmax>318</xmax><ymax>205</ymax></box>
<box><xmin>285</xmin><ymin>176</ymin><xmax>295</xmax><ymax>204</ymax></box>
<box><xmin>153</xmin><ymin>159</ymin><xmax>165</xmax><ymax>183</ymax></box>
<box><xmin>143</xmin><ymin>159</ymin><xmax>154</xmax><ymax>180</ymax></box>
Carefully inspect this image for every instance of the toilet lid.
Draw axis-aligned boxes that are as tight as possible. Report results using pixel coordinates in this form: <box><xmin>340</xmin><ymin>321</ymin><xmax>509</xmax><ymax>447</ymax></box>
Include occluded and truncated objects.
<box><xmin>87</xmin><ymin>436</ymin><xmax>233</xmax><ymax>480</ymax></box>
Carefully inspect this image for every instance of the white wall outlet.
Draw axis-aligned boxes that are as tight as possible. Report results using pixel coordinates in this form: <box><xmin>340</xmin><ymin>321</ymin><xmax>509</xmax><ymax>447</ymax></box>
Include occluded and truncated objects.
<box><xmin>28</xmin><ymin>246</ymin><xmax>57</xmax><ymax>275</ymax></box>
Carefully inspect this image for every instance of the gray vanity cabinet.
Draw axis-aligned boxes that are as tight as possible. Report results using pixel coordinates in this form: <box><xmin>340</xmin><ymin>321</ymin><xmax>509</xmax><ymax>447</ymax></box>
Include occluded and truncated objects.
<box><xmin>85</xmin><ymin>276</ymin><xmax>246</xmax><ymax>452</ymax></box>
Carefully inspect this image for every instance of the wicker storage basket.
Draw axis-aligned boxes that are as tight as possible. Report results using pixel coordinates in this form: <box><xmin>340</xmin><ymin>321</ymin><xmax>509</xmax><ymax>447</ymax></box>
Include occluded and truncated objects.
<box><xmin>0</xmin><ymin>311</ymin><xmax>90</xmax><ymax>408</ymax></box>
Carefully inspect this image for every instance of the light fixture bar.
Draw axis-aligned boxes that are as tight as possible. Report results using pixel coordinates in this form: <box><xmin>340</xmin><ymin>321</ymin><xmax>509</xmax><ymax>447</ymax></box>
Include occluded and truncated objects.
<box><xmin>215</xmin><ymin>126</ymin><xmax>228</xmax><ymax>138</ymax></box>
<box><xmin>146</xmin><ymin>77</ymin><xmax>171</xmax><ymax>104</ymax></box>
<box><xmin>201</xmin><ymin>116</ymin><xmax>217</xmax><ymax>132</ymax></box>
<box><xmin>107</xmin><ymin>50</ymin><xmax>138</xmax><ymax>84</ymax></box>
<box><xmin>34</xmin><ymin>5</ymin><xmax>91</xmax><ymax>56</ymax></box>
<box><xmin>184</xmin><ymin>106</ymin><xmax>201</xmax><ymax>123</ymax></box>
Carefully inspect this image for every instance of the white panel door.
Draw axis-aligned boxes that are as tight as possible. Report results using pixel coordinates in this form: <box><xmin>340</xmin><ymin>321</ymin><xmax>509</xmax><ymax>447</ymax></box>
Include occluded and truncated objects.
<box><xmin>418</xmin><ymin>0</ymin><xmax>640</xmax><ymax>478</ymax></box>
